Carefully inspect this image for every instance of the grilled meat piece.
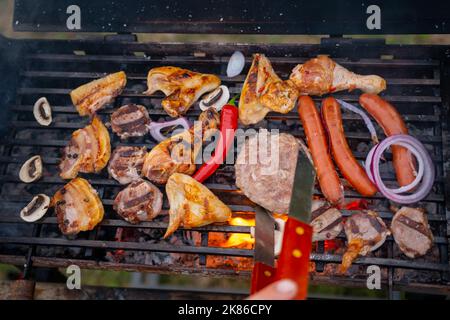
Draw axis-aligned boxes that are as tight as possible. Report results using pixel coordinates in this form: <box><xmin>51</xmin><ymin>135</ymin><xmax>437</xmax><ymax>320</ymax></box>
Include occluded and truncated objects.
<box><xmin>142</xmin><ymin>108</ymin><xmax>220</xmax><ymax>184</ymax></box>
<box><xmin>164</xmin><ymin>173</ymin><xmax>232</xmax><ymax>238</ymax></box>
<box><xmin>391</xmin><ymin>207</ymin><xmax>433</xmax><ymax>258</ymax></box>
<box><xmin>59</xmin><ymin>116</ymin><xmax>111</xmax><ymax>179</ymax></box>
<box><xmin>235</xmin><ymin>130</ymin><xmax>311</xmax><ymax>213</ymax></box>
<box><xmin>70</xmin><ymin>71</ymin><xmax>127</xmax><ymax>116</ymax></box>
<box><xmin>311</xmin><ymin>206</ymin><xmax>343</xmax><ymax>242</ymax></box>
<box><xmin>341</xmin><ymin>211</ymin><xmax>389</xmax><ymax>273</ymax></box>
<box><xmin>144</xmin><ymin>66</ymin><xmax>221</xmax><ymax>117</ymax></box>
<box><xmin>239</xmin><ymin>54</ymin><xmax>299</xmax><ymax>125</ymax></box>
<box><xmin>111</xmin><ymin>104</ymin><xmax>151</xmax><ymax>139</ymax></box>
<box><xmin>108</xmin><ymin>146</ymin><xmax>146</xmax><ymax>185</ymax></box>
<box><xmin>52</xmin><ymin>177</ymin><xmax>104</xmax><ymax>235</ymax></box>
<box><xmin>113</xmin><ymin>179</ymin><xmax>163</xmax><ymax>224</ymax></box>
<box><xmin>289</xmin><ymin>55</ymin><xmax>386</xmax><ymax>96</ymax></box>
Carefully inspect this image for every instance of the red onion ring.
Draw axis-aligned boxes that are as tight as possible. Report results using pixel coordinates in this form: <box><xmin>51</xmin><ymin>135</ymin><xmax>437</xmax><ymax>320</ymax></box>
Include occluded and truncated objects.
<box><xmin>364</xmin><ymin>134</ymin><xmax>434</xmax><ymax>204</ymax></box>
<box><xmin>148</xmin><ymin>117</ymin><xmax>191</xmax><ymax>142</ymax></box>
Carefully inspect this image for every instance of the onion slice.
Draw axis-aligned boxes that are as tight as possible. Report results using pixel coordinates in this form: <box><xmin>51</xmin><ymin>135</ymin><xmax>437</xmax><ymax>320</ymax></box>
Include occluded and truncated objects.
<box><xmin>148</xmin><ymin>118</ymin><xmax>191</xmax><ymax>142</ymax></box>
<box><xmin>226</xmin><ymin>51</ymin><xmax>245</xmax><ymax>78</ymax></box>
<box><xmin>337</xmin><ymin>99</ymin><xmax>379</xmax><ymax>145</ymax></box>
<box><xmin>364</xmin><ymin>134</ymin><xmax>434</xmax><ymax>204</ymax></box>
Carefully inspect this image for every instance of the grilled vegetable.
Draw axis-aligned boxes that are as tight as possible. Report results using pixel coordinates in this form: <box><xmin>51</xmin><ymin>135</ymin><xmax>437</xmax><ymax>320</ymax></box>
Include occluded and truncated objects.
<box><xmin>164</xmin><ymin>173</ymin><xmax>232</xmax><ymax>238</ymax></box>
<box><xmin>199</xmin><ymin>85</ymin><xmax>230</xmax><ymax>112</ymax></box>
<box><xmin>144</xmin><ymin>66</ymin><xmax>221</xmax><ymax>117</ymax></box>
<box><xmin>19</xmin><ymin>155</ymin><xmax>43</xmax><ymax>183</ymax></box>
<box><xmin>20</xmin><ymin>194</ymin><xmax>50</xmax><ymax>222</ymax></box>
<box><xmin>51</xmin><ymin>177</ymin><xmax>104</xmax><ymax>235</ymax></box>
<box><xmin>193</xmin><ymin>103</ymin><xmax>238</xmax><ymax>183</ymax></box>
<box><xmin>33</xmin><ymin>97</ymin><xmax>52</xmax><ymax>126</ymax></box>
<box><xmin>70</xmin><ymin>71</ymin><xmax>127</xmax><ymax>116</ymax></box>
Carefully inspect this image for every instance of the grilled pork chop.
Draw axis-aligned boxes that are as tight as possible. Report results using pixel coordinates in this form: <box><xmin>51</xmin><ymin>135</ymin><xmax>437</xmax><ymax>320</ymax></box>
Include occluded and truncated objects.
<box><xmin>235</xmin><ymin>130</ymin><xmax>311</xmax><ymax>213</ymax></box>
<box><xmin>111</xmin><ymin>104</ymin><xmax>151</xmax><ymax>139</ymax></box>
<box><xmin>340</xmin><ymin>211</ymin><xmax>389</xmax><ymax>272</ymax></box>
<box><xmin>113</xmin><ymin>179</ymin><xmax>163</xmax><ymax>224</ymax></box>
<box><xmin>108</xmin><ymin>146</ymin><xmax>146</xmax><ymax>185</ymax></box>
<box><xmin>391</xmin><ymin>207</ymin><xmax>433</xmax><ymax>258</ymax></box>
<box><xmin>144</xmin><ymin>66</ymin><xmax>221</xmax><ymax>117</ymax></box>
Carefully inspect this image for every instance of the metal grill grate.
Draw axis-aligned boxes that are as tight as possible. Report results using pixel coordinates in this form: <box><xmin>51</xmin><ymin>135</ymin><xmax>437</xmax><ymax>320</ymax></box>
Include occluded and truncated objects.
<box><xmin>0</xmin><ymin>40</ymin><xmax>449</xmax><ymax>296</ymax></box>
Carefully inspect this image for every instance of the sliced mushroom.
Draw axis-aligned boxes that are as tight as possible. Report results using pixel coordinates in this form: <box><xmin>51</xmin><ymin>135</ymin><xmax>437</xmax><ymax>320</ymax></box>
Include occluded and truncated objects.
<box><xmin>33</xmin><ymin>97</ymin><xmax>52</xmax><ymax>126</ymax></box>
<box><xmin>199</xmin><ymin>85</ymin><xmax>230</xmax><ymax>112</ymax></box>
<box><xmin>311</xmin><ymin>206</ymin><xmax>343</xmax><ymax>242</ymax></box>
<box><xmin>20</xmin><ymin>194</ymin><xmax>50</xmax><ymax>222</ymax></box>
<box><xmin>19</xmin><ymin>155</ymin><xmax>43</xmax><ymax>183</ymax></box>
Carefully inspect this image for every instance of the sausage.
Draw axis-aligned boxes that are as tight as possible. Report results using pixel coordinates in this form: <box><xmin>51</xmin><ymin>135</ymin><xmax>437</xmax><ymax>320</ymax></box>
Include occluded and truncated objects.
<box><xmin>298</xmin><ymin>96</ymin><xmax>344</xmax><ymax>205</ymax></box>
<box><xmin>322</xmin><ymin>97</ymin><xmax>377</xmax><ymax>196</ymax></box>
<box><xmin>359</xmin><ymin>94</ymin><xmax>416</xmax><ymax>187</ymax></box>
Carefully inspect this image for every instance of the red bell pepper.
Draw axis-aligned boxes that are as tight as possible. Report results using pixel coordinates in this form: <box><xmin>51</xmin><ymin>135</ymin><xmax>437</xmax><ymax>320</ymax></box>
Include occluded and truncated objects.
<box><xmin>193</xmin><ymin>103</ymin><xmax>239</xmax><ymax>183</ymax></box>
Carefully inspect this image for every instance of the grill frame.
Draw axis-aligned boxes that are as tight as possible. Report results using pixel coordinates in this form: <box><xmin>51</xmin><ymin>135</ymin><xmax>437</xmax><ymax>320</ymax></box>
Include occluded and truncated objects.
<box><xmin>0</xmin><ymin>34</ymin><xmax>449</xmax><ymax>297</ymax></box>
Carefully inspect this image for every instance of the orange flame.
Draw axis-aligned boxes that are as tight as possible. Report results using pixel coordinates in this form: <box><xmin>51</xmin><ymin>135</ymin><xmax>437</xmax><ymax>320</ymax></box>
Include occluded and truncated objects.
<box><xmin>222</xmin><ymin>217</ymin><xmax>255</xmax><ymax>248</ymax></box>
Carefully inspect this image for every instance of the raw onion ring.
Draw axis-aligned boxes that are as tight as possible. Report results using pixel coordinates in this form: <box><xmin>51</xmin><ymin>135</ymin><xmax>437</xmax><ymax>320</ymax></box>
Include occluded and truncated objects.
<box><xmin>148</xmin><ymin>117</ymin><xmax>191</xmax><ymax>142</ymax></box>
<box><xmin>364</xmin><ymin>134</ymin><xmax>434</xmax><ymax>204</ymax></box>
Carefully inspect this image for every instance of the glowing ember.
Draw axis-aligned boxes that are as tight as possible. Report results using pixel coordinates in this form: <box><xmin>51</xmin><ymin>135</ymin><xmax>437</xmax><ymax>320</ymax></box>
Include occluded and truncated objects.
<box><xmin>222</xmin><ymin>217</ymin><xmax>255</xmax><ymax>248</ymax></box>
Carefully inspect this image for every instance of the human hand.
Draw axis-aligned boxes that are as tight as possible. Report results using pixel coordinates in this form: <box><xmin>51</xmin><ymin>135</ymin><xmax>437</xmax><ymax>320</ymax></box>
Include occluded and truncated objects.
<box><xmin>246</xmin><ymin>279</ymin><xmax>298</xmax><ymax>300</ymax></box>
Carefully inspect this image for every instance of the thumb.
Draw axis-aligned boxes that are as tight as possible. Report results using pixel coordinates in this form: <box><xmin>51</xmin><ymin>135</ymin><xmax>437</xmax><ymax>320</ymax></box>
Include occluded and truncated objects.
<box><xmin>246</xmin><ymin>279</ymin><xmax>298</xmax><ymax>300</ymax></box>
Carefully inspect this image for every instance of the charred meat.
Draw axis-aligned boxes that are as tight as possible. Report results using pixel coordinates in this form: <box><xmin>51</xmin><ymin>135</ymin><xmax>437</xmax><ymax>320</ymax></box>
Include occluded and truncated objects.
<box><xmin>59</xmin><ymin>116</ymin><xmax>111</xmax><ymax>179</ymax></box>
<box><xmin>235</xmin><ymin>130</ymin><xmax>311</xmax><ymax>213</ymax></box>
<box><xmin>391</xmin><ymin>207</ymin><xmax>433</xmax><ymax>258</ymax></box>
<box><xmin>341</xmin><ymin>211</ymin><xmax>389</xmax><ymax>273</ymax></box>
<box><xmin>111</xmin><ymin>104</ymin><xmax>151</xmax><ymax>139</ymax></box>
<box><xmin>310</xmin><ymin>205</ymin><xmax>343</xmax><ymax>242</ymax></box>
<box><xmin>144</xmin><ymin>66</ymin><xmax>221</xmax><ymax>117</ymax></box>
<box><xmin>113</xmin><ymin>179</ymin><xmax>163</xmax><ymax>224</ymax></box>
<box><xmin>108</xmin><ymin>146</ymin><xmax>146</xmax><ymax>185</ymax></box>
<box><xmin>142</xmin><ymin>108</ymin><xmax>220</xmax><ymax>184</ymax></box>
<box><xmin>164</xmin><ymin>173</ymin><xmax>231</xmax><ymax>238</ymax></box>
<box><xmin>51</xmin><ymin>177</ymin><xmax>104</xmax><ymax>235</ymax></box>
<box><xmin>70</xmin><ymin>71</ymin><xmax>127</xmax><ymax>116</ymax></box>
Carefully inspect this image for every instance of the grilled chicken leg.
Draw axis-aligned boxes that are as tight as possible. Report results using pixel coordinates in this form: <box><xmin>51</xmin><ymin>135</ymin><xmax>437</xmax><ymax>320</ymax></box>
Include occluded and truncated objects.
<box><xmin>289</xmin><ymin>55</ymin><xmax>386</xmax><ymax>96</ymax></box>
<box><xmin>144</xmin><ymin>66</ymin><xmax>221</xmax><ymax>117</ymax></box>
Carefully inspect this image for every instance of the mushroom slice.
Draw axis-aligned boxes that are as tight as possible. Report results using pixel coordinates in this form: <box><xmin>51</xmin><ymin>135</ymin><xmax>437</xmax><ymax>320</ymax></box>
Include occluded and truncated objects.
<box><xmin>20</xmin><ymin>194</ymin><xmax>50</xmax><ymax>222</ymax></box>
<box><xmin>199</xmin><ymin>85</ymin><xmax>230</xmax><ymax>112</ymax></box>
<box><xmin>33</xmin><ymin>97</ymin><xmax>52</xmax><ymax>126</ymax></box>
<box><xmin>19</xmin><ymin>155</ymin><xmax>43</xmax><ymax>183</ymax></box>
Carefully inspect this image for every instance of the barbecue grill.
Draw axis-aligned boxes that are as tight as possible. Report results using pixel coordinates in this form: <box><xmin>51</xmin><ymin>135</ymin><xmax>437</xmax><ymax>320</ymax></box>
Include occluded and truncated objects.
<box><xmin>0</xmin><ymin>0</ymin><xmax>449</xmax><ymax>300</ymax></box>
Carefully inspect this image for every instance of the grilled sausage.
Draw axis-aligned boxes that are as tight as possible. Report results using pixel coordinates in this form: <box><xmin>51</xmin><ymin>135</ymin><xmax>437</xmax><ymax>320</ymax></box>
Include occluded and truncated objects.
<box><xmin>322</xmin><ymin>97</ymin><xmax>377</xmax><ymax>196</ymax></box>
<box><xmin>359</xmin><ymin>94</ymin><xmax>416</xmax><ymax>187</ymax></box>
<box><xmin>298</xmin><ymin>96</ymin><xmax>344</xmax><ymax>205</ymax></box>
